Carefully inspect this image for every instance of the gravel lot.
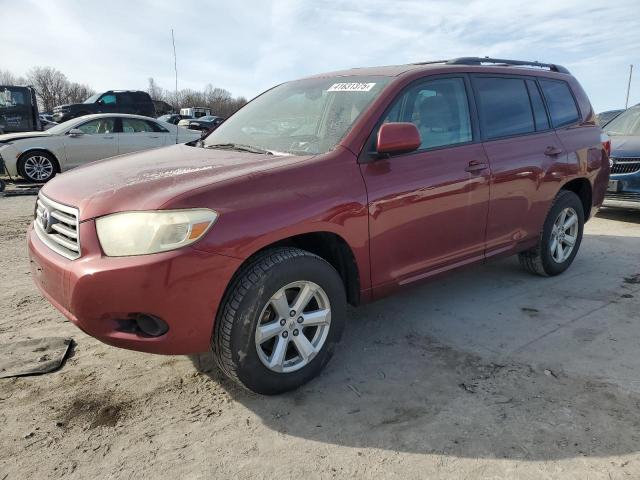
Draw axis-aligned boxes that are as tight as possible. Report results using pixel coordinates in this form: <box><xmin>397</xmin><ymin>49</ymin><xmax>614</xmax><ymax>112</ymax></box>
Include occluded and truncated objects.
<box><xmin>1</xmin><ymin>194</ymin><xmax>639</xmax><ymax>479</ymax></box>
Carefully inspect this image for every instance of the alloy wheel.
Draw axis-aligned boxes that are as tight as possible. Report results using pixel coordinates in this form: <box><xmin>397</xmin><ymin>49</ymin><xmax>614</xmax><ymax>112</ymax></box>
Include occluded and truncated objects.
<box><xmin>255</xmin><ymin>281</ymin><xmax>331</xmax><ymax>373</ymax></box>
<box><xmin>549</xmin><ymin>207</ymin><xmax>578</xmax><ymax>263</ymax></box>
<box><xmin>24</xmin><ymin>155</ymin><xmax>54</xmax><ymax>181</ymax></box>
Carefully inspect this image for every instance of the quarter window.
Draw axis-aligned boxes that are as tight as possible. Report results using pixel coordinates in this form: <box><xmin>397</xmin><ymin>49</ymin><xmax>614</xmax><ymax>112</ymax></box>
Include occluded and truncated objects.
<box><xmin>539</xmin><ymin>79</ymin><xmax>580</xmax><ymax>127</ymax></box>
<box><xmin>473</xmin><ymin>77</ymin><xmax>535</xmax><ymax>139</ymax></box>
<box><xmin>382</xmin><ymin>77</ymin><xmax>472</xmax><ymax>150</ymax></box>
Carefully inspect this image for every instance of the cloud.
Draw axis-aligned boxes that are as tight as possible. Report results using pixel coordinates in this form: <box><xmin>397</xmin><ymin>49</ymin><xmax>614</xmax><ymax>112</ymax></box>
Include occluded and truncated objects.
<box><xmin>0</xmin><ymin>0</ymin><xmax>638</xmax><ymax>111</ymax></box>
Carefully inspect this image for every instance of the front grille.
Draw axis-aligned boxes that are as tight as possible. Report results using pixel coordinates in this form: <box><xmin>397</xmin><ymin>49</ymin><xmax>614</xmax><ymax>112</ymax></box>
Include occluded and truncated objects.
<box><xmin>34</xmin><ymin>194</ymin><xmax>81</xmax><ymax>260</ymax></box>
<box><xmin>611</xmin><ymin>157</ymin><xmax>640</xmax><ymax>175</ymax></box>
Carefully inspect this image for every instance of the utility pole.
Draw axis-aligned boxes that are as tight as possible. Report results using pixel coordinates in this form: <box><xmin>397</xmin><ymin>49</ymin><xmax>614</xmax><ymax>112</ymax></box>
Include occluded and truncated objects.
<box><xmin>171</xmin><ymin>28</ymin><xmax>179</xmax><ymax>143</ymax></box>
<box><xmin>625</xmin><ymin>64</ymin><xmax>633</xmax><ymax>109</ymax></box>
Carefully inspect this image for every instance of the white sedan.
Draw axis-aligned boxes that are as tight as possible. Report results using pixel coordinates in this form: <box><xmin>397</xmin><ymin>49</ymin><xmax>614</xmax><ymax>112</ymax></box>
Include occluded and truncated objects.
<box><xmin>0</xmin><ymin>113</ymin><xmax>202</xmax><ymax>182</ymax></box>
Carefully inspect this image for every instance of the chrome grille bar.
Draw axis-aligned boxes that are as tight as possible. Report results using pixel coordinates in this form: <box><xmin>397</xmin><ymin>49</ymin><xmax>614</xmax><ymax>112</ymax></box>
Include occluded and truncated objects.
<box><xmin>33</xmin><ymin>194</ymin><xmax>81</xmax><ymax>260</ymax></box>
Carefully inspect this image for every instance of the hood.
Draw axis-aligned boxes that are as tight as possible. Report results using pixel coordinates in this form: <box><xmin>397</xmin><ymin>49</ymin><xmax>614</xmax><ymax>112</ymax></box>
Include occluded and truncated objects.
<box><xmin>0</xmin><ymin>131</ymin><xmax>51</xmax><ymax>143</ymax></box>
<box><xmin>610</xmin><ymin>135</ymin><xmax>640</xmax><ymax>157</ymax></box>
<box><xmin>41</xmin><ymin>144</ymin><xmax>309</xmax><ymax>221</ymax></box>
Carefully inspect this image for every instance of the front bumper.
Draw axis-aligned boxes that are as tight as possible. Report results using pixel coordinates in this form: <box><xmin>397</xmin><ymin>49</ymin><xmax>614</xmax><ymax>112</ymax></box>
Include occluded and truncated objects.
<box><xmin>28</xmin><ymin>220</ymin><xmax>242</xmax><ymax>354</ymax></box>
<box><xmin>605</xmin><ymin>170</ymin><xmax>640</xmax><ymax>209</ymax></box>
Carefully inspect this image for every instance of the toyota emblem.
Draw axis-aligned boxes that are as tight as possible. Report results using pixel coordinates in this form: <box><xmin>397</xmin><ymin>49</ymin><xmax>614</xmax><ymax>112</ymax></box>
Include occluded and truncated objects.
<box><xmin>40</xmin><ymin>208</ymin><xmax>51</xmax><ymax>232</ymax></box>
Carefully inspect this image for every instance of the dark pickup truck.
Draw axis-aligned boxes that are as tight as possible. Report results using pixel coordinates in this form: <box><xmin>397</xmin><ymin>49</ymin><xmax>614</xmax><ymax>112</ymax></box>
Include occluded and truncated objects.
<box><xmin>52</xmin><ymin>90</ymin><xmax>156</xmax><ymax>123</ymax></box>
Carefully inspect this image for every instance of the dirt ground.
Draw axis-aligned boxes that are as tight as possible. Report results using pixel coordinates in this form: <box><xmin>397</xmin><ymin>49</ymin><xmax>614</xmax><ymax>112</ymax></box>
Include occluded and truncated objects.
<box><xmin>1</xmin><ymin>193</ymin><xmax>639</xmax><ymax>479</ymax></box>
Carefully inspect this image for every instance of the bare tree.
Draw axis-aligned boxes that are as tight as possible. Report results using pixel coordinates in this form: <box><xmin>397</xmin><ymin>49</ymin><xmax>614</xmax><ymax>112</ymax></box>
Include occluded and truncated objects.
<box><xmin>64</xmin><ymin>82</ymin><xmax>95</xmax><ymax>104</ymax></box>
<box><xmin>147</xmin><ymin>77</ymin><xmax>165</xmax><ymax>101</ymax></box>
<box><xmin>26</xmin><ymin>66</ymin><xmax>69</xmax><ymax>112</ymax></box>
<box><xmin>0</xmin><ymin>69</ymin><xmax>26</xmax><ymax>85</ymax></box>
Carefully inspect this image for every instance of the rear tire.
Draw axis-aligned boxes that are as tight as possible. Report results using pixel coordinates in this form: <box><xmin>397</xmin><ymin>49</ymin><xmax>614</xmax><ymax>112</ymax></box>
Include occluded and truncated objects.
<box><xmin>213</xmin><ymin>247</ymin><xmax>346</xmax><ymax>395</ymax></box>
<box><xmin>519</xmin><ymin>190</ymin><xmax>584</xmax><ymax>276</ymax></box>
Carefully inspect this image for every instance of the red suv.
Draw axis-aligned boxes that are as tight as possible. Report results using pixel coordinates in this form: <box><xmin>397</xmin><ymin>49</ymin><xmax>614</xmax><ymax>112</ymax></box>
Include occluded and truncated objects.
<box><xmin>28</xmin><ymin>58</ymin><xmax>609</xmax><ymax>394</ymax></box>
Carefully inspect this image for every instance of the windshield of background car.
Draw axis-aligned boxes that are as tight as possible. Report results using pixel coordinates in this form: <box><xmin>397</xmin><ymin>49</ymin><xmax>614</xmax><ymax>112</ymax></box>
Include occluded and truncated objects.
<box><xmin>203</xmin><ymin>76</ymin><xmax>391</xmax><ymax>155</ymax></box>
<box><xmin>84</xmin><ymin>93</ymin><xmax>101</xmax><ymax>104</ymax></box>
<box><xmin>606</xmin><ymin>107</ymin><xmax>640</xmax><ymax>136</ymax></box>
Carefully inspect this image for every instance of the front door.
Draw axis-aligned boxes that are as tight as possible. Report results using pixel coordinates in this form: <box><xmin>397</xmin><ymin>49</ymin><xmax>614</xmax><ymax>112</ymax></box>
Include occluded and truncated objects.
<box><xmin>117</xmin><ymin>118</ymin><xmax>166</xmax><ymax>155</ymax></box>
<box><xmin>63</xmin><ymin>117</ymin><xmax>118</xmax><ymax>168</ymax></box>
<box><xmin>361</xmin><ymin>76</ymin><xmax>491</xmax><ymax>292</ymax></box>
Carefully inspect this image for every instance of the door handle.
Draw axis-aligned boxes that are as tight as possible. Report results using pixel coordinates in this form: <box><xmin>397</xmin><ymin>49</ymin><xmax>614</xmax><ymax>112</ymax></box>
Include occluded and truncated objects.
<box><xmin>102</xmin><ymin>136</ymin><xmax>114</xmax><ymax>139</ymax></box>
<box><xmin>149</xmin><ymin>135</ymin><xmax>160</xmax><ymax>139</ymax></box>
<box><xmin>544</xmin><ymin>146</ymin><xmax>564</xmax><ymax>156</ymax></box>
<box><xmin>465</xmin><ymin>160</ymin><xmax>489</xmax><ymax>173</ymax></box>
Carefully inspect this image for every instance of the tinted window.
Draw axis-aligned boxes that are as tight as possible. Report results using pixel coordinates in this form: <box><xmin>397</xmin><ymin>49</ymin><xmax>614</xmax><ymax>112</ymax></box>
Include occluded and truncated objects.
<box><xmin>526</xmin><ymin>80</ymin><xmax>550</xmax><ymax>131</ymax></box>
<box><xmin>148</xmin><ymin>120</ymin><xmax>169</xmax><ymax>133</ymax></box>
<box><xmin>382</xmin><ymin>77</ymin><xmax>472</xmax><ymax>149</ymax></box>
<box><xmin>474</xmin><ymin>77</ymin><xmax>534</xmax><ymax>139</ymax></box>
<box><xmin>118</xmin><ymin>93</ymin><xmax>134</xmax><ymax>105</ymax></box>
<box><xmin>539</xmin><ymin>79</ymin><xmax>580</xmax><ymax>127</ymax></box>
<box><xmin>99</xmin><ymin>94</ymin><xmax>116</xmax><ymax>105</ymax></box>
<box><xmin>76</xmin><ymin>118</ymin><xmax>115</xmax><ymax>134</ymax></box>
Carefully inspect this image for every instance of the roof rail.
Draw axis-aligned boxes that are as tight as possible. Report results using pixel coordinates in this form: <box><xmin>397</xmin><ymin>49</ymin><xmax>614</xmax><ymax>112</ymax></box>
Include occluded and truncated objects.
<box><xmin>445</xmin><ymin>57</ymin><xmax>570</xmax><ymax>74</ymax></box>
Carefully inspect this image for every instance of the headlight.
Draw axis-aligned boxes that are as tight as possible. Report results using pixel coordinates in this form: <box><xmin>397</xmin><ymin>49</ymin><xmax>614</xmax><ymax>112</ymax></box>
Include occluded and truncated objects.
<box><xmin>96</xmin><ymin>209</ymin><xmax>218</xmax><ymax>257</ymax></box>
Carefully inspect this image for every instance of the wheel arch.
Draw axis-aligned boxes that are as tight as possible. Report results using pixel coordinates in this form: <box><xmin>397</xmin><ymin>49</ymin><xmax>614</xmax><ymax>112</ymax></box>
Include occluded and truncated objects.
<box><xmin>560</xmin><ymin>177</ymin><xmax>592</xmax><ymax>220</ymax></box>
<box><xmin>228</xmin><ymin>231</ymin><xmax>361</xmax><ymax>307</ymax></box>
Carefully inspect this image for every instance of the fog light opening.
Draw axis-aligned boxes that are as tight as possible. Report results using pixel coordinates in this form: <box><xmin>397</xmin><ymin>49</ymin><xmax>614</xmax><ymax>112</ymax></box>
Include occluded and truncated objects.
<box><xmin>135</xmin><ymin>314</ymin><xmax>169</xmax><ymax>337</ymax></box>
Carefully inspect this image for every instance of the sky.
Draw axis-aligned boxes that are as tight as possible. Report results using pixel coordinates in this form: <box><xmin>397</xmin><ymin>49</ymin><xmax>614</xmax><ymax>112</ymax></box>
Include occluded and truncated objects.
<box><xmin>1</xmin><ymin>0</ymin><xmax>639</xmax><ymax>112</ymax></box>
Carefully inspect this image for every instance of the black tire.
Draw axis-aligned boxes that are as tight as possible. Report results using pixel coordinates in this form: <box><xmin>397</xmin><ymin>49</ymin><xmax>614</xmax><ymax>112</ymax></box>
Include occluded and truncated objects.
<box><xmin>213</xmin><ymin>247</ymin><xmax>346</xmax><ymax>395</ymax></box>
<box><xmin>519</xmin><ymin>190</ymin><xmax>585</xmax><ymax>276</ymax></box>
<box><xmin>18</xmin><ymin>151</ymin><xmax>57</xmax><ymax>183</ymax></box>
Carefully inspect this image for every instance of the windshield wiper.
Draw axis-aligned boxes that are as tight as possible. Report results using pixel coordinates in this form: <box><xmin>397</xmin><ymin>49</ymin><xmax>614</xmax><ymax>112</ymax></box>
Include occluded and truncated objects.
<box><xmin>205</xmin><ymin>143</ymin><xmax>273</xmax><ymax>155</ymax></box>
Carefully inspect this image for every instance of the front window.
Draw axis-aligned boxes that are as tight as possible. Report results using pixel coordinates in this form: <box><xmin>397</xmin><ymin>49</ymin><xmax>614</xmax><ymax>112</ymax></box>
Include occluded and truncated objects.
<box><xmin>76</xmin><ymin>118</ymin><xmax>116</xmax><ymax>134</ymax></box>
<box><xmin>203</xmin><ymin>76</ymin><xmax>390</xmax><ymax>155</ymax></box>
<box><xmin>605</xmin><ymin>107</ymin><xmax>640</xmax><ymax>136</ymax></box>
<box><xmin>99</xmin><ymin>94</ymin><xmax>117</xmax><ymax>105</ymax></box>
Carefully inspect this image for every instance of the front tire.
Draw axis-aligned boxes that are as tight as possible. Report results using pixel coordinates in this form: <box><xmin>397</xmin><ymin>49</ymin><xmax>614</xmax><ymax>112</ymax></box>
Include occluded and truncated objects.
<box><xmin>18</xmin><ymin>151</ymin><xmax>57</xmax><ymax>183</ymax></box>
<box><xmin>519</xmin><ymin>190</ymin><xmax>584</xmax><ymax>276</ymax></box>
<box><xmin>213</xmin><ymin>247</ymin><xmax>346</xmax><ymax>395</ymax></box>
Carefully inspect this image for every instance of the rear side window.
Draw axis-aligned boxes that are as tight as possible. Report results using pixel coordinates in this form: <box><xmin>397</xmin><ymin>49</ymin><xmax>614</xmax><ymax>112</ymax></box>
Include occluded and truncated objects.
<box><xmin>539</xmin><ymin>79</ymin><xmax>580</xmax><ymax>127</ymax></box>
<box><xmin>526</xmin><ymin>80</ymin><xmax>550</xmax><ymax>131</ymax></box>
<box><xmin>473</xmin><ymin>77</ymin><xmax>534</xmax><ymax>139</ymax></box>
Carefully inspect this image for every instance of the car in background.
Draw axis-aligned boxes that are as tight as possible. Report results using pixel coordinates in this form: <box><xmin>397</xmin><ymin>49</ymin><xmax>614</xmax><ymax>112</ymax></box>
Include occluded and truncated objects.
<box><xmin>39</xmin><ymin>114</ymin><xmax>58</xmax><ymax>130</ymax></box>
<box><xmin>180</xmin><ymin>107</ymin><xmax>210</xmax><ymax>118</ymax></box>
<box><xmin>597</xmin><ymin>109</ymin><xmax>625</xmax><ymax>127</ymax></box>
<box><xmin>157</xmin><ymin>113</ymin><xmax>185</xmax><ymax>125</ymax></box>
<box><xmin>177</xmin><ymin>115</ymin><xmax>224</xmax><ymax>133</ymax></box>
<box><xmin>0</xmin><ymin>113</ymin><xmax>200</xmax><ymax>182</ymax></box>
<box><xmin>52</xmin><ymin>90</ymin><xmax>156</xmax><ymax>123</ymax></box>
<box><xmin>0</xmin><ymin>85</ymin><xmax>41</xmax><ymax>134</ymax></box>
<box><xmin>603</xmin><ymin>105</ymin><xmax>640</xmax><ymax>209</ymax></box>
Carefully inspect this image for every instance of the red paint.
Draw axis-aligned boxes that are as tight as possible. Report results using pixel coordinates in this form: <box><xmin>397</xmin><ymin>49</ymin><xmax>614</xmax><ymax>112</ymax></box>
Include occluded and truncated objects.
<box><xmin>29</xmin><ymin>63</ymin><xmax>608</xmax><ymax>355</ymax></box>
<box><xmin>376</xmin><ymin>123</ymin><xmax>421</xmax><ymax>154</ymax></box>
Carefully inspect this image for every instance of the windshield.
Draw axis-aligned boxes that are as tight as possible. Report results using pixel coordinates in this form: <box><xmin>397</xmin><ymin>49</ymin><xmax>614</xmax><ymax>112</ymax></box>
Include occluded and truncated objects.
<box><xmin>606</xmin><ymin>107</ymin><xmax>640</xmax><ymax>136</ymax></box>
<box><xmin>203</xmin><ymin>76</ymin><xmax>390</xmax><ymax>155</ymax></box>
<box><xmin>46</xmin><ymin>118</ymin><xmax>83</xmax><ymax>135</ymax></box>
<box><xmin>83</xmin><ymin>93</ymin><xmax>102</xmax><ymax>104</ymax></box>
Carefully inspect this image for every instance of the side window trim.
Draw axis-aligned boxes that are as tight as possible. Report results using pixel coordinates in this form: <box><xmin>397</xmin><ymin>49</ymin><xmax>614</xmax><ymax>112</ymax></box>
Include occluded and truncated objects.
<box><xmin>358</xmin><ymin>73</ymin><xmax>479</xmax><ymax>163</ymax></box>
<box><xmin>525</xmin><ymin>79</ymin><xmax>552</xmax><ymax>132</ymax></box>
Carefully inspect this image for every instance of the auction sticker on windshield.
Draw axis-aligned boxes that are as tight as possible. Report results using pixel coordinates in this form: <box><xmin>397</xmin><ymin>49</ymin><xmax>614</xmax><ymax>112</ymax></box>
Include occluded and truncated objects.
<box><xmin>327</xmin><ymin>83</ymin><xmax>376</xmax><ymax>92</ymax></box>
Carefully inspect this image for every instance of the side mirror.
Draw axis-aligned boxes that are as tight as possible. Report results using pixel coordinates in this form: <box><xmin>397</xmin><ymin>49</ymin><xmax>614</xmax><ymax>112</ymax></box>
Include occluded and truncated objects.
<box><xmin>376</xmin><ymin>122</ymin><xmax>422</xmax><ymax>155</ymax></box>
<box><xmin>67</xmin><ymin>128</ymin><xmax>84</xmax><ymax>137</ymax></box>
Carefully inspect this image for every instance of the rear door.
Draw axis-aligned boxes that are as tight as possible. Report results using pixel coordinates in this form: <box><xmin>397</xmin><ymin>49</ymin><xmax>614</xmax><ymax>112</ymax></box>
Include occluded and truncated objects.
<box><xmin>471</xmin><ymin>75</ymin><xmax>567</xmax><ymax>256</ymax></box>
<box><xmin>62</xmin><ymin>117</ymin><xmax>118</xmax><ymax>168</ymax></box>
<box><xmin>117</xmin><ymin>118</ymin><xmax>167</xmax><ymax>154</ymax></box>
<box><xmin>361</xmin><ymin>76</ymin><xmax>491</xmax><ymax>291</ymax></box>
